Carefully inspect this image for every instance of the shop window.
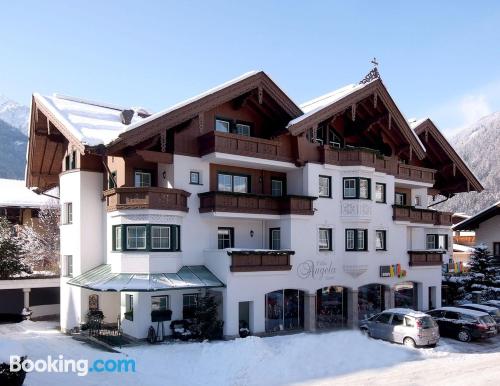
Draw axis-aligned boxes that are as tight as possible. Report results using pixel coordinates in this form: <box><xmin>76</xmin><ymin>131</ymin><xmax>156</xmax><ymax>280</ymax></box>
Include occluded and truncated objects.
<box><xmin>269</xmin><ymin>228</ymin><xmax>281</xmax><ymax>250</ymax></box>
<box><xmin>319</xmin><ymin>175</ymin><xmax>331</xmax><ymax>198</ymax></box>
<box><xmin>358</xmin><ymin>284</ymin><xmax>384</xmax><ymax>320</ymax></box>
<box><xmin>265</xmin><ymin>289</ymin><xmax>304</xmax><ymax>333</ymax></box>
<box><xmin>375</xmin><ymin>230</ymin><xmax>386</xmax><ymax>251</ymax></box>
<box><xmin>316</xmin><ymin>287</ymin><xmax>348</xmax><ymax>329</ymax></box>
<box><xmin>375</xmin><ymin>183</ymin><xmax>386</xmax><ymax>203</ymax></box>
<box><xmin>218</xmin><ymin>227</ymin><xmax>234</xmax><ymax>249</ymax></box>
<box><xmin>318</xmin><ymin>228</ymin><xmax>332</xmax><ymax>251</ymax></box>
<box><xmin>183</xmin><ymin>294</ymin><xmax>199</xmax><ymax>320</ymax></box>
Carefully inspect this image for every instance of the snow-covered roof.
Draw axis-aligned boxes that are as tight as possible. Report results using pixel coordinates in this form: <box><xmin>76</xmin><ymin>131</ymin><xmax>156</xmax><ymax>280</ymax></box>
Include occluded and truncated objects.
<box><xmin>288</xmin><ymin>82</ymin><xmax>370</xmax><ymax>127</ymax></box>
<box><xmin>453</xmin><ymin>243</ymin><xmax>475</xmax><ymax>253</ymax></box>
<box><xmin>0</xmin><ymin>179</ymin><xmax>54</xmax><ymax>208</ymax></box>
<box><xmin>122</xmin><ymin>71</ymin><xmax>260</xmax><ymax>134</ymax></box>
<box><xmin>33</xmin><ymin>93</ymin><xmax>147</xmax><ymax>146</ymax></box>
<box><xmin>453</xmin><ymin>200</ymin><xmax>500</xmax><ymax>230</ymax></box>
<box><xmin>408</xmin><ymin>118</ymin><xmax>427</xmax><ymax>130</ymax></box>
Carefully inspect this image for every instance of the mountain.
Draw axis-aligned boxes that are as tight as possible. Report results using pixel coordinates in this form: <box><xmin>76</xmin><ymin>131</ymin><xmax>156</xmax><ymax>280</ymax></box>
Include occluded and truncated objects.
<box><xmin>436</xmin><ymin>111</ymin><xmax>500</xmax><ymax>215</ymax></box>
<box><xmin>0</xmin><ymin>95</ymin><xmax>30</xmax><ymax>133</ymax></box>
<box><xmin>0</xmin><ymin>118</ymin><xmax>27</xmax><ymax>179</ymax></box>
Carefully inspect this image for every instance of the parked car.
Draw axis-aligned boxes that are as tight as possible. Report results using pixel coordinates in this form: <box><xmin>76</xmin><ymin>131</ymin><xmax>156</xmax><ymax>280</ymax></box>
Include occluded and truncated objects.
<box><xmin>426</xmin><ymin>307</ymin><xmax>497</xmax><ymax>342</ymax></box>
<box><xmin>457</xmin><ymin>303</ymin><xmax>500</xmax><ymax>331</ymax></box>
<box><xmin>359</xmin><ymin>308</ymin><xmax>439</xmax><ymax>347</ymax></box>
<box><xmin>482</xmin><ymin>300</ymin><xmax>500</xmax><ymax>310</ymax></box>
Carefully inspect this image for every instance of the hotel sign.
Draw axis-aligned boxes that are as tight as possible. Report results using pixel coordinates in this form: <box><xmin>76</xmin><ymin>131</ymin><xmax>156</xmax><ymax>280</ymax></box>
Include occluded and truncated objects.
<box><xmin>380</xmin><ymin>264</ymin><xmax>407</xmax><ymax>278</ymax></box>
<box><xmin>297</xmin><ymin>260</ymin><xmax>336</xmax><ymax>280</ymax></box>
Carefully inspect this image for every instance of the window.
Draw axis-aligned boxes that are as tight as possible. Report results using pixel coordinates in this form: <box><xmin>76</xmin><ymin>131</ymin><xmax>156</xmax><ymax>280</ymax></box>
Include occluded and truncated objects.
<box><xmin>319</xmin><ymin>175</ymin><xmax>332</xmax><ymax>198</ymax></box>
<box><xmin>375</xmin><ymin>313</ymin><xmax>392</xmax><ymax>324</ymax></box>
<box><xmin>346</xmin><ymin>229</ymin><xmax>368</xmax><ymax>251</ymax></box>
<box><xmin>218</xmin><ymin>227</ymin><xmax>234</xmax><ymax>249</ymax></box>
<box><xmin>151</xmin><ymin>295</ymin><xmax>169</xmax><ymax>311</ymax></box>
<box><xmin>271</xmin><ymin>179</ymin><xmax>284</xmax><ymax>197</ymax></box>
<box><xmin>190</xmin><ymin>171</ymin><xmax>201</xmax><ymax>185</ymax></box>
<box><xmin>405</xmin><ymin>317</ymin><xmax>415</xmax><ymax>327</ymax></box>
<box><xmin>319</xmin><ymin>228</ymin><xmax>332</xmax><ymax>251</ymax></box>
<box><xmin>235</xmin><ymin>123</ymin><xmax>251</xmax><ymax>136</ymax></box>
<box><xmin>391</xmin><ymin>314</ymin><xmax>404</xmax><ymax>326</ymax></box>
<box><xmin>126</xmin><ymin>226</ymin><xmax>147</xmax><ymax>250</ymax></box>
<box><xmin>108</xmin><ymin>171</ymin><xmax>117</xmax><ymax>189</ymax></box>
<box><xmin>375</xmin><ymin>230</ymin><xmax>386</xmax><ymax>251</ymax></box>
<box><xmin>63</xmin><ymin>203</ymin><xmax>73</xmax><ymax>225</ymax></box>
<box><xmin>494</xmin><ymin>242</ymin><xmax>500</xmax><ymax>257</ymax></box>
<box><xmin>343</xmin><ymin>177</ymin><xmax>371</xmax><ymax>199</ymax></box>
<box><xmin>414</xmin><ymin>195</ymin><xmax>422</xmax><ymax>207</ymax></box>
<box><xmin>65</xmin><ymin>151</ymin><xmax>77</xmax><ymax>171</ymax></box>
<box><xmin>215</xmin><ymin>119</ymin><xmax>230</xmax><ymax>132</ymax></box>
<box><xmin>375</xmin><ymin>183</ymin><xmax>386</xmax><ymax>203</ymax></box>
<box><xmin>217</xmin><ymin>173</ymin><xmax>249</xmax><ymax>193</ymax></box>
<box><xmin>395</xmin><ymin>192</ymin><xmax>407</xmax><ymax>206</ymax></box>
<box><xmin>125</xmin><ymin>295</ymin><xmax>133</xmax><ymax>321</ymax></box>
<box><xmin>426</xmin><ymin>234</ymin><xmax>448</xmax><ymax>250</ymax></box>
<box><xmin>134</xmin><ymin>171</ymin><xmax>151</xmax><ymax>187</ymax></box>
<box><xmin>270</xmin><ymin>228</ymin><xmax>281</xmax><ymax>250</ymax></box>
<box><xmin>114</xmin><ymin>226</ymin><xmax>122</xmax><ymax>251</ymax></box>
<box><xmin>64</xmin><ymin>255</ymin><xmax>73</xmax><ymax>277</ymax></box>
<box><xmin>114</xmin><ymin>224</ymin><xmax>180</xmax><ymax>251</ymax></box>
<box><xmin>151</xmin><ymin>226</ymin><xmax>170</xmax><ymax>250</ymax></box>
<box><xmin>183</xmin><ymin>294</ymin><xmax>199</xmax><ymax>319</ymax></box>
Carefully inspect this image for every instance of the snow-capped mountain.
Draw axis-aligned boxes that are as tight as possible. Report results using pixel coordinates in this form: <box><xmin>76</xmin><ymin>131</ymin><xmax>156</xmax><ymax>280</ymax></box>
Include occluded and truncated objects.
<box><xmin>0</xmin><ymin>95</ymin><xmax>30</xmax><ymax>133</ymax></box>
<box><xmin>437</xmin><ymin>111</ymin><xmax>500</xmax><ymax>215</ymax></box>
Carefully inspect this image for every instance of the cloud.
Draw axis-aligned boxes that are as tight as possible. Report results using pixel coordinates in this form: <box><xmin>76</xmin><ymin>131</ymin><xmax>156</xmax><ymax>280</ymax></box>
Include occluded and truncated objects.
<box><xmin>428</xmin><ymin>79</ymin><xmax>500</xmax><ymax>138</ymax></box>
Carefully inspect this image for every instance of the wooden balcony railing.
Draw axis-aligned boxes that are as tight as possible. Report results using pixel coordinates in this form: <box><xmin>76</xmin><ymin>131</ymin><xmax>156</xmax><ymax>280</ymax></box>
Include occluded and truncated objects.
<box><xmin>392</xmin><ymin>205</ymin><xmax>453</xmax><ymax>226</ymax></box>
<box><xmin>322</xmin><ymin>147</ymin><xmax>436</xmax><ymax>184</ymax></box>
<box><xmin>198</xmin><ymin>131</ymin><xmax>295</xmax><ymax>162</ymax></box>
<box><xmin>198</xmin><ymin>191</ymin><xmax>316</xmax><ymax>216</ymax></box>
<box><xmin>227</xmin><ymin>250</ymin><xmax>294</xmax><ymax>272</ymax></box>
<box><xmin>408</xmin><ymin>251</ymin><xmax>444</xmax><ymax>266</ymax></box>
<box><xmin>103</xmin><ymin>187</ymin><xmax>190</xmax><ymax>212</ymax></box>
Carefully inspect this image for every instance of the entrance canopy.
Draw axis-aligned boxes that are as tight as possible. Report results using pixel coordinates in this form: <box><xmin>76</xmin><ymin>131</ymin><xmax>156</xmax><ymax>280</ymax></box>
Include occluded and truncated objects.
<box><xmin>67</xmin><ymin>265</ymin><xmax>224</xmax><ymax>292</ymax></box>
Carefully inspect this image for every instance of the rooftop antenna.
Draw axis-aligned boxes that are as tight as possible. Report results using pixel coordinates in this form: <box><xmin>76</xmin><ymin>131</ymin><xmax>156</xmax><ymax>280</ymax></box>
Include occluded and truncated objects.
<box><xmin>360</xmin><ymin>57</ymin><xmax>380</xmax><ymax>84</ymax></box>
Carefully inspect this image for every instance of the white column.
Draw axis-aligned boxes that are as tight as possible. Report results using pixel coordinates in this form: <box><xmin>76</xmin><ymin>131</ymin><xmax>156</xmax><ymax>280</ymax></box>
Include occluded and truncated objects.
<box><xmin>304</xmin><ymin>293</ymin><xmax>317</xmax><ymax>332</ymax></box>
<box><xmin>22</xmin><ymin>288</ymin><xmax>31</xmax><ymax>309</ymax></box>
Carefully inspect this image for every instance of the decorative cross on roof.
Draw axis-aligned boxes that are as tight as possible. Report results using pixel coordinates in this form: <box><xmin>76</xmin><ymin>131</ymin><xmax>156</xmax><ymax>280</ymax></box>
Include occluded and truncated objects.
<box><xmin>359</xmin><ymin>58</ymin><xmax>380</xmax><ymax>84</ymax></box>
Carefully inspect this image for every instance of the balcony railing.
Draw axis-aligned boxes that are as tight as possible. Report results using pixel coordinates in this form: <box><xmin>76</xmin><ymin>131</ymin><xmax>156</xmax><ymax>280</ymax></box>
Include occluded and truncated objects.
<box><xmin>392</xmin><ymin>205</ymin><xmax>453</xmax><ymax>226</ymax></box>
<box><xmin>103</xmin><ymin>187</ymin><xmax>190</xmax><ymax>212</ymax></box>
<box><xmin>198</xmin><ymin>131</ymin><xmax>295</xmax><ymax>162</ymax></box>
<box><xmin>322</xmin><ymin>147</ymin><xmax>435</xmax><ymax>184</ymax></box>
<box><xmin>227</xmin><ymin>250</ymin><xmax>294</xmax><ymax>272</ymax></box>
<box><xmin>408</xmin><ymin>251</ymin><xmax>444</xmax><ymax>266</ymax></box>
<box><xmin>198</xmin><ymin>191</ymin><xmax>316</xmax><ymax>216</ymax></box>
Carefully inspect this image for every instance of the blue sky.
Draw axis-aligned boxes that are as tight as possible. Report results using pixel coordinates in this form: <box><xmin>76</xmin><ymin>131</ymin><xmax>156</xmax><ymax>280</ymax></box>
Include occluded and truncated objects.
<box><xmin>1</xmin><ymin>0</ymin><xmax>500</xmax><ymax>136</ymax></box>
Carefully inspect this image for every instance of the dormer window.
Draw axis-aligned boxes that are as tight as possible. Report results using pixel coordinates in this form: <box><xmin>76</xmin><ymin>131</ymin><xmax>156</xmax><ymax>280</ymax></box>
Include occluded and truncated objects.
<box><xmin>215</xmin><ymin>119</ymin><xmax>230</xmax><ymax>133</ymax></box>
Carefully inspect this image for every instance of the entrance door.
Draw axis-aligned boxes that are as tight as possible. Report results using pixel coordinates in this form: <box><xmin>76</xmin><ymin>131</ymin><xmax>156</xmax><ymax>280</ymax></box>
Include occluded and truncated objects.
<box><xmin>316</xmin><ymin>286</ymin><xmax>348</xmax><ymax>329</ymax></box>
<box><xmin>265</xmin><ymin>289</ymin><xmax>304</xmax><ymax>333</ymax></box>
<box><xmin>238</xmin><ymin>301</ymin><xmax>251</xmax><ymax>333</ymax></box>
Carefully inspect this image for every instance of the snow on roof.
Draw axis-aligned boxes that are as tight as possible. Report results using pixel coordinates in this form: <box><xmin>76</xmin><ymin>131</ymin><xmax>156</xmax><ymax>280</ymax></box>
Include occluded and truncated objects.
<box><xmin>437</xmin><ymin>306</ymin><xmax>490</xmax><ymax>317</ymax></box>
<box><xmin>122</xmin><ymin>71</ymin><xmax>260</xmax><ymax>134</ymax></box>
<box><xmin>0</xmin><ymin>179</ymin><xmax>54</xmax><ymax>208</ymax></box>
<box><xmin>33</xmin><ymin>93</ymin><xmax>147</xmax><ymax>146</ymax></box>
<box><xmin>453</xmin><ymin>200</ymin><xmax>500</xmax><ymax>230</ymax></box>
<box><xmin>453</xmin><ymin>243</ymin><xmax>475</xmax><ymax>253</ymax></box>
<box><xmin>288</xmin><ymin>82</ymin><xmax>370</xmax><ymax>127</ymax></box>
<box><xmin>408</xmin><ymin>118</ymin><xmax>427</xmax><ymax>130</ymax></box>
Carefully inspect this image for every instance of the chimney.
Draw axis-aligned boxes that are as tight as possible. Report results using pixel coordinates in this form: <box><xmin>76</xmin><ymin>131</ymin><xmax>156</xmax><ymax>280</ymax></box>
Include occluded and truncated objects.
<box><xmin>120</xmin><ymin>109</ymin><xmax>135</xmax><ymax>125</ymax></box>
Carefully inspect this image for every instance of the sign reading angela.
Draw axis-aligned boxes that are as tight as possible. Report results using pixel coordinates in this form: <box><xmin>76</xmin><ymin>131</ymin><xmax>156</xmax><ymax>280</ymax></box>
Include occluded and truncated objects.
<box><xmin>380</xmin><ymin>264</ymin><xmax>407</xmax><ymax>278</ymax></box>
<box><xmin>297</xmin><ymin>260</ymin><xmax>336</xmax><ymax>280</ymax></box>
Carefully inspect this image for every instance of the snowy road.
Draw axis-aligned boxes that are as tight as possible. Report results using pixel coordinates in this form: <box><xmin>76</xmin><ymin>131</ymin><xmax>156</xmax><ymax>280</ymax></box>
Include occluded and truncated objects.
<box><xmin>1</xmin><ymin>321</ymin><xmax>499</xmax><ymax>386</ymax></box>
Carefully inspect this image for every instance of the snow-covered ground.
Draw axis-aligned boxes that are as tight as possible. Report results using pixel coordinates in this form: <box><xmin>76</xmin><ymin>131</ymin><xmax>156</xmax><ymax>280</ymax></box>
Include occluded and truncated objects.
<box><xmin>1</xmin><ymin>320</ymin><xmax>499</xmax><ymax>386</ymax></box>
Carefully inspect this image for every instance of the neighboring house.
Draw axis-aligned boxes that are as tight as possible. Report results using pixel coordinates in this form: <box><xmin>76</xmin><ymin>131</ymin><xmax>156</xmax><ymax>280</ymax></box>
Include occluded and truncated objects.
<box><xmin>25</xmin><ymin>69</ymin><xmax>481</xmax><ymax>339</ymax></box>
<box><xmin>0</xmin><ymin>178</ymin><xmax>60</xmax><ymax>319</ymax></box>
<box><xmin>453</xmin><ymin>201</ymin><xmax>500</xmax><ymax>262</ymax></box>
<box><xmin>452</xmin><ymin>213</ymin><xmax>475</xmax><ymax>267</ymax></box>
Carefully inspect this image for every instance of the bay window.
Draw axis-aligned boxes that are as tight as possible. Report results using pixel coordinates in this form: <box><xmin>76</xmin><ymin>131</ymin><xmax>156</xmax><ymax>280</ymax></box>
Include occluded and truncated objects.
<box><xmin>113</xmin><ymin>224</ymin><xmax>180</xmax><ymax>252</ymax></box>
<box><xmin>126</xmin><ymin>226</ymin><xmax>147</xmax><ymax>250</ymax></box>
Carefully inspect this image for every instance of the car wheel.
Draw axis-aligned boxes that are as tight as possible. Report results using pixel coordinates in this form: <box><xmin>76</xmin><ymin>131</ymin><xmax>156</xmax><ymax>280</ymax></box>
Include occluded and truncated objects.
<box><xmin>403</xmin><ymin>337</ymin><xmax>416</xmax><ymax>348</ymax></box>
<box><xmin>360</xmin><ymin>328</ymin><xmax>368</xmax><ymax>336</ymax></box>
<box><xmin>457</xmin><ymin>330</ymin><xmax>471</xmax><ymax>342</ymax></box>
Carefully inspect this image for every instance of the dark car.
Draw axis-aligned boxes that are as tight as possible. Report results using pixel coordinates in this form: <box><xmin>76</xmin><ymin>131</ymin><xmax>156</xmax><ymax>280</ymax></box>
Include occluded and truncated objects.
<box><xmin>458</xmin><ymin>303</ymin><xmax>500</xmax><ymax>331</ymax></box>
<box><xmin>427</xmin><ymin>307</ymin><xmax>497</xmax><ymax>342</ymax></box>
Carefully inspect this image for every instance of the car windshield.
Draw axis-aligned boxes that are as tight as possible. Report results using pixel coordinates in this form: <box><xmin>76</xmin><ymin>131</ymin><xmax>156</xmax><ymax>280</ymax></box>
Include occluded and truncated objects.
<box><xmin>479</xmin><ymin>315</ymin><xmax>496</xmax><ymax>325</ymax></box>
<box><xmin>418</xmin><ymin>316</ymin><xmax>436</xmax><ymax>328</ymax></box>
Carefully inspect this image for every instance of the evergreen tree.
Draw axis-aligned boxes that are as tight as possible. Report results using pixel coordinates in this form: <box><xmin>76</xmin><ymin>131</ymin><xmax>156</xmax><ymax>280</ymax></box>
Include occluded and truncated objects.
<box><xmin>468</xmin><ymin>245</ymin><xmax>498</xmax><ymax>286</ymax></box>
<box><xmin>0</xmin><ymin>217</ymin><xmax>31</xmax><ymax>279</ymax></box>
<box><xmin>193</xmin><ymin>294</ymin><xmax>223</xmax><ymax>340</ymax></box>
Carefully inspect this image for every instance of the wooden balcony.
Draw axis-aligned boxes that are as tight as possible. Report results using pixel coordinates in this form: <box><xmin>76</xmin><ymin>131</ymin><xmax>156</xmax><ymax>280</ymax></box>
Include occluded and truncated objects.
<box><xmin>408</xmin><ymin>251</ymin><xmax>444</xmax><ymax>266</ymax></box>
<box><xmin>392</xmin><ymin>205</ymin><xmax>453</xmax><ymax>226</ymax></box>
<box><xmin>103</xmin><ymin>187</ymin><xmax>190</xmax><ymax>212</ymax></box>
<box><xmin>198</xmin><ymin>191</ymin><xmax>316</xmax><ymax>216</ymax></box>
<box><xmin>198</xmin><ymin>131</ymin><xmax>295</xmax><ymax>162</ymax></box>
<box><xmin>322</xmin><ymin>147</ymin><xmax>435</xmax><ymax>184</ymax></box>
<box><xmin>228</xmin><ymin>250</ymin><xmax>294</xmax><ymax>272</ymax></box>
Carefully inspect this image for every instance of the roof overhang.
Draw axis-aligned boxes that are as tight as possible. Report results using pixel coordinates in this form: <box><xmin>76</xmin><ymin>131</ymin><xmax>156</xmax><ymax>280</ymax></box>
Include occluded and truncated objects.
<box><xmin>413</xmin><ymin>118</ymin><xmax>483</xmax><ymax>194</ymax></box>
<box><xmin>287</xmin><ymin>79</ymin><xmax>427</xmax><ymax>160</ymax></box>
<box><xmin>453</xmin><ymin>201</ymin><xmax>500</xmax><ymax>231</ymax></box>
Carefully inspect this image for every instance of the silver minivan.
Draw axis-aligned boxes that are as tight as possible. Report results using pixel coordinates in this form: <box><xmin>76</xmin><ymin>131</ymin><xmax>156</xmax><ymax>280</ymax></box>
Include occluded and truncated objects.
<box><xmin>360</xmin><ymin>308</ymin><xmax>440</xmax><ymax>347</ymax></box>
